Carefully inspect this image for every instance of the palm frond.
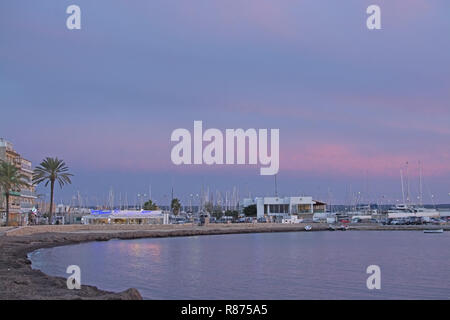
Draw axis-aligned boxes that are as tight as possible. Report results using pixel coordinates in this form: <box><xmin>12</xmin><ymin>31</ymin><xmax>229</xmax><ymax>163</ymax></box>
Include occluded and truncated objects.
<box><xmin>0</xmin><ymin>161</ymin><xmax>29</xmax><ymax>193</ymax></box>
<box><xmin>32</xmin><ymin>157</ymin><xmax>74</xmax><ymax>188</ymax></box>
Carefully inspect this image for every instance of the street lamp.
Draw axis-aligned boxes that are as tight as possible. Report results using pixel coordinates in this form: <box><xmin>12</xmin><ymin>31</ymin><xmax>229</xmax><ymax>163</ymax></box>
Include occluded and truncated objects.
<box><xmin>137</xmin><ymin>193</ymin><xmax>147</xmax><ymax>210</ymax></box>
<box><xmin>137</xmin><ymin>194</ymin><xmax>141</xmax><ymax>210</ymax></box>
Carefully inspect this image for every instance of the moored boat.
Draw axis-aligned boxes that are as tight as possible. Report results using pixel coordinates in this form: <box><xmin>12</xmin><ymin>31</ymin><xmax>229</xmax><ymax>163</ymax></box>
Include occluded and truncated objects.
<box><xmin>423</xmin><ymin>229</ymin><xmax>444</xmax><ymax>234</ymax></box>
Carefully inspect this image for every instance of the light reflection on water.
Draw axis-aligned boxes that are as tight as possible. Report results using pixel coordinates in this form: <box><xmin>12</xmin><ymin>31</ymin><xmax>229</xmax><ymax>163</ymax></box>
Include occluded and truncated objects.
<box><xmin>29</xmin><ymin>231</ymin><xmax>450</xmax><ymax>299</ymax></box>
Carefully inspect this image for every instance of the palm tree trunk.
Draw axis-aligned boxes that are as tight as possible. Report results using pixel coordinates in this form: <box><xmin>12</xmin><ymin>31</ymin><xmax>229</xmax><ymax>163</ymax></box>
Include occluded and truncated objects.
<box><xmin>49</xmin><ymin>180</ymin><xmax>54</xmax><ymax>224</ymax></box>
<box><xmin>5</xmin><ymin>193</ymin><xmax>9</xmax><ymax>226</ymax></box>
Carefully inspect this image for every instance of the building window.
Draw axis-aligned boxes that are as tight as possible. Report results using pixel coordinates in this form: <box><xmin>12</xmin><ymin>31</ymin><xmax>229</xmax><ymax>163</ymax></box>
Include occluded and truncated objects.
<box><xmin>298</xmin><ymin>204</ymin><xmax>311</xmax><ymax>213</ymax></box>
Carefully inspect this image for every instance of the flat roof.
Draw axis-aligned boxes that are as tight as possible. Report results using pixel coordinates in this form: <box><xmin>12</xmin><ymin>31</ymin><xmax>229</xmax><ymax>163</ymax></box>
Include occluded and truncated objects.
<box><xmin>84</xmin><ymin>209</ymin><xmax>164</xmax><ymax>218</ymax></box>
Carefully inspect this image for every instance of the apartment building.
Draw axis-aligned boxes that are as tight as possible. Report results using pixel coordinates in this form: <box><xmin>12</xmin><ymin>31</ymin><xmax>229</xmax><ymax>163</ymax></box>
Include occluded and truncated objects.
<box><xmin>0</xmin><ymin>138</ymin><xmax>37</xmax><ymax>226</ymax></box>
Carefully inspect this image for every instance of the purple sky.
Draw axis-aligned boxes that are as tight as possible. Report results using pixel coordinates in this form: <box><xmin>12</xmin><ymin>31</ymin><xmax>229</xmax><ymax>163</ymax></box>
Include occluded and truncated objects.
<box><xmin>1</xmin><ymin>0</ymin><xmax>449</xmax><ymax>205</ymax></box>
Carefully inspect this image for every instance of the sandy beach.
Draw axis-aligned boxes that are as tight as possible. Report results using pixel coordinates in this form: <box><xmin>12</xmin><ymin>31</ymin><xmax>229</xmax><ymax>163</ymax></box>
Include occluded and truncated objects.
<box><xmin>1</xmin><ymin>223</ymin><xmax>448</xmax><ymax>300</ymax></box>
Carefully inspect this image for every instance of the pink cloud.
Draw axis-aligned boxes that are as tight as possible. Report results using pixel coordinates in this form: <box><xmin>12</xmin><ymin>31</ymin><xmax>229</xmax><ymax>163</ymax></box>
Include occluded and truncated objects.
<box><xmin>21</xmin><ymin>122</ymin><xmax>171</xmax><ymax>172</ymax></box>
<box><xmin>281</xmin><ymin>142</ymin><xmax>450</xmax><ymax>177</ymax></box>
<box><xmin>227</xmin><ymin>97</ymin><xmax>450</xmax><ymax>139</ymax></box>
<box><xmin>339</xmin><ymin>94</ymin><xmax>450</xmax><ymax>115</ymax></box>
<box><xmin>380</xmin><ymin>0</ymin><xmax>435</xmax><ymax>24</ymax></box>
<box><xmin>145</xmin><ymin>0</ymin><xmax>303</xmax><ymax>41</ymax></box>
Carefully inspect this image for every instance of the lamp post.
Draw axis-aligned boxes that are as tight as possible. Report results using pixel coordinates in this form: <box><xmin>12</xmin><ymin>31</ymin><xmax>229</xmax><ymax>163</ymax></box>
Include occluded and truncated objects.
<box><xmin>163</xmin><ymin>194</ymin><xmax>168</xmax><ymax>212</ymax></box>
<box><xmin>142</xmin><ymin>194</ymin><xmax>146</xmax><ymax>210</ymax></box>
<box><xmin>195</xmin><ymin>193</ymin><xmax>200</xmax><ymax>215</ymax></box>
<box><xmin>137</xmin><ymin>193</ymin><xmax>147</xmax><ymax>210</ymax></box>
<box><xmin>137</xmin><ymin>194</ymin><xmax>141</xmax><ymax>210</ymax></box>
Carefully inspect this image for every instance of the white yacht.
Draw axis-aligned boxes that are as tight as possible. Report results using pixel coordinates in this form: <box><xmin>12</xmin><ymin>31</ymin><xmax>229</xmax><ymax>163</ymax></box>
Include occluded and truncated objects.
<box><xmin>388</xmin><ymin>163</ymin><xmax>440</xmax><ymax>219</ymax></box>
<box><xmin>387</xmin><ymin>204</ymin><xmax>439</xmax><ymax>219</ymax></box>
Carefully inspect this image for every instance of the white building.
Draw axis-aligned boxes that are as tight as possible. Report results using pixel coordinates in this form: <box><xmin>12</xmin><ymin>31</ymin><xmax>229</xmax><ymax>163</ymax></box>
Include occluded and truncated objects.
<box><xmin>242</xmin><ymin>196</ymin><xmax>326</xmax><ymax>219</ymax></box>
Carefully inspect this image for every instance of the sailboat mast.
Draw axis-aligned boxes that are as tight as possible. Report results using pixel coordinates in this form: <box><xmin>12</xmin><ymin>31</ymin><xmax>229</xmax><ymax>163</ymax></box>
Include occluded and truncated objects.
<box><xmin>400</xmin><ymin>169</ymin><xmax>406</xmax><ymax>205</ymax></box>
<box><xmin>274</xmin><ymin>174</ymin><xmax>278</xmax><ymax>197</ymax></box>
<box><xmin>405</xmin><ymin>162</ymin><xmax>410</xmax><ymax>204</ymax></box>
<box><xmin>419</xmin><ymin>161</ymin><xmax>423</xmax><ymax>206</ymax></box>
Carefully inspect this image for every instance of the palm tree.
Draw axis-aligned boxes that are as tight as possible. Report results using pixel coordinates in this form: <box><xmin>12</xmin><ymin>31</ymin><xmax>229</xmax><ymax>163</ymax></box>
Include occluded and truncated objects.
<box><xmin>171</xmin><ymin>198</ymin><xmax>181</xmax><ymax>215</ymax></box>
<box><xmin>143</xmin><ymin>199</ymin><xmax>158</xmax><ymax>210</ymax></box>
<box><xmin>0</xmin><ymin>161</ymin><xmax>28</xmax><ymax>226</ymax></box>
<box><xmin>33</xmin><ymin>157</ymin><xmax>73</xmax><ymax>224</ymax></box>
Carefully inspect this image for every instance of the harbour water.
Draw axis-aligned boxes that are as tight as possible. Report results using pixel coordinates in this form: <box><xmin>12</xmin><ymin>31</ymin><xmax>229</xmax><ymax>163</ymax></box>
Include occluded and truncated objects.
<box><xmin>29</xmin><ymin>231</ymin><xmax>450</xmax><ymax>299</ymax></box>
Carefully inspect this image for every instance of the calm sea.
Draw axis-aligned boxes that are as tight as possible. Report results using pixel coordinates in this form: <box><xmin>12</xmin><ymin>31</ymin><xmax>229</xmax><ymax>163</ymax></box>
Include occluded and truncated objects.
<box><xmin>29</xmin><ymin>231</ymin><xmax>450</xmax><ymax>299</ymax></box>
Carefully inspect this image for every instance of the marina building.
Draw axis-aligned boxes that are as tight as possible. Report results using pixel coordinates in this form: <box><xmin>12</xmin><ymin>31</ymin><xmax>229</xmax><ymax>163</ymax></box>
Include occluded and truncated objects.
<box><xmin>242</xmin><ymin>196</ymin><xmax>326</xmax><ymax>219</ymax></box>
<box><xmin>0</xmin><ymin>138</ymin><xmax>37</xmax><ymax>226</ymax></box>
<box><xmin>54</xmin><ymin>204</ymin><xmax>91</xmax><ymax>224</ymax></box>
<box><xmin>82</xmin><ymin>209</ymin><xmax>169</xmax><ymax>225</ymax></box>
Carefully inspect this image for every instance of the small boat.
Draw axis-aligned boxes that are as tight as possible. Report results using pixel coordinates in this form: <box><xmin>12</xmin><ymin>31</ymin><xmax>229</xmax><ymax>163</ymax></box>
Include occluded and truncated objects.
<box><xmin>304</xmin><ymin>225</ymin><xmax>312</xmax><ymax>231</ymax></box>
<box><xmin>423</xmin><ymin>229</ymin><xmax>444</xmax><ymax>234</ymax></box>
<box><xmin>338</xmin><ymin>225</ymin><xmax>349</xmax><ymax>231</ymax></box>
<box><xmin>328</xmin><ymin>225</ymin><xmax>336</xmax><ymax>231</ymax></box>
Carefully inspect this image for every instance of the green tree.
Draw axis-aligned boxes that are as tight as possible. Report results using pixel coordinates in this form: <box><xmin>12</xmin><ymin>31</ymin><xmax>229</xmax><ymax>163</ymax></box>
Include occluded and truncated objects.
<box><xmin>203</xmin><ymin>201</ymin><xmax>213</xmax><ymax>214</ymax></box>
<box><xmin>33</xmin><ymin>157</ymin><xmax>73</xmax><ymax>224</ymax></box>
<box><xmin>211</xmin><ymin>207</ymin><xmax>224</xmax><ymax>219</ymax></box>
<box><xmin>0</xmin><ymin>161</ymin><xmax>28</xmax><ymax>226</ymax></box>
<box><xmin>171</xmin><ymin>198</ymin><xmax>181</xmax><ymax>215</ymax></box>
<box><xmin>143</xmin><ymin>199</ymin><xmax>158</xmax><ymax>210</ymax></box>
<box><xmin>225</xmin><ymin>210</ymin><xmax>239</xmax><ymax>219</ymax></box>
<box><xmin>243</xmin><ymin>204</ymin><xmax>257</xmax><ymax>217</ymax></box>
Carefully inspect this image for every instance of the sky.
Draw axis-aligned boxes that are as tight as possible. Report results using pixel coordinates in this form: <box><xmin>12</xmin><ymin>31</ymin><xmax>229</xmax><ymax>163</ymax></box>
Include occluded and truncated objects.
<box><xmin>1</xmin><ymin>0</ymin><xmax>449</xmax><ymax>206</ymax></box>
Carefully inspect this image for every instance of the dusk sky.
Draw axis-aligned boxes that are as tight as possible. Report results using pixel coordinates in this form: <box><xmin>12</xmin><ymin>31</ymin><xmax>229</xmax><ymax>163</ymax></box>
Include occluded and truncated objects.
<box><xmin>1</xmin><ymin>1</ymin><xmax>449</xmax><ymax>206</ymax></box>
